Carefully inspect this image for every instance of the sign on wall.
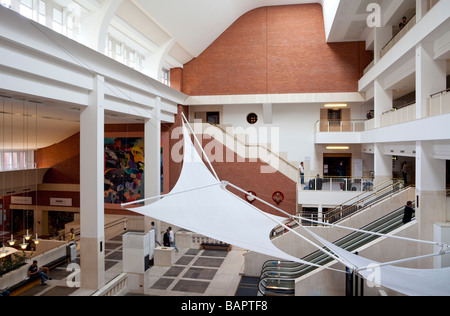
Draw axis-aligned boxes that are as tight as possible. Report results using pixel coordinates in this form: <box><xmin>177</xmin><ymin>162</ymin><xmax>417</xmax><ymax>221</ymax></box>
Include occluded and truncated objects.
<box><xmin>50</xmin><ymin>198</ymin><xmax>73</xmax><ymax>207</ymax></box>
<box><xmin>11</xmin><ymin>196</ymin><xmax>32</xmax><ymax>205</ymax></box>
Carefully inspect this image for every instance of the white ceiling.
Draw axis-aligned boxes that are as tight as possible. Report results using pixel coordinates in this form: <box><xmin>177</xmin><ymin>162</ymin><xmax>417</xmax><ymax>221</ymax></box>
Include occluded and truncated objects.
<box><xmin>131</xmin><ymin>0</ymin><xmax>321</xmax><ymax>61</ymax></box>
<box><xmin>2</xmin><ymin>0</ymin><xmax>435</xmax><ymax>150</ymax></box>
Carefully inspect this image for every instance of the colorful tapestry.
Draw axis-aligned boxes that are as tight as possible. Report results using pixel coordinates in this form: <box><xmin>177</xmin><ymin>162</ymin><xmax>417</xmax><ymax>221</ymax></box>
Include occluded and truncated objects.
<box><xmin>104</xmin><ymin>137</ymin><xmax>144</xmax><ymax>204</ymax></box>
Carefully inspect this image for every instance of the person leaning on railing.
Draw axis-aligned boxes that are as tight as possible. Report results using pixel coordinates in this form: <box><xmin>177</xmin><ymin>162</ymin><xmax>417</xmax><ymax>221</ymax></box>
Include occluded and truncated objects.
<box><xmin>402</xmin><ymin>201</ymin><xmax>414</xmax><ymax>224</ymax></box>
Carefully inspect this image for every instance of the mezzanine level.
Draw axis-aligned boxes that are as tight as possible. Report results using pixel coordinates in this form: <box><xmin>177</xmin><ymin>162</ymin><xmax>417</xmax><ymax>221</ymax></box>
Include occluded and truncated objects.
<box><xmin>315</xmin><ymin>88</ymin><xmax>450</xmax><ymax>145</ymax></box>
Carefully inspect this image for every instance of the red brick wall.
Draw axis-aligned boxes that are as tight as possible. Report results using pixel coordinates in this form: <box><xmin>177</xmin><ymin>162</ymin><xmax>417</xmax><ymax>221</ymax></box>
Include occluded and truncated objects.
<box><xmin>166</xmin><ymin>109</ymin><xmax>296</xmax><ymax>216</ymax></box>
<box><xmin>210</xmin><ymin>141</ymin><xmax>297</xmax><ymax>216</ymax></box>
<box><xmin>181</xmin><ymin>4</ymin><xmax>372</xmax><ymax>95</ymax></box>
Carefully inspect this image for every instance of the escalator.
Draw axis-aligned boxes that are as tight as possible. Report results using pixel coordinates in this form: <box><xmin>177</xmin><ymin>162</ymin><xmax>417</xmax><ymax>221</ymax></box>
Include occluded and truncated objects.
<box><xmin>258</xmin><ymin>205</ymin><xmax>414</xmax><ymax>296</ymax></box>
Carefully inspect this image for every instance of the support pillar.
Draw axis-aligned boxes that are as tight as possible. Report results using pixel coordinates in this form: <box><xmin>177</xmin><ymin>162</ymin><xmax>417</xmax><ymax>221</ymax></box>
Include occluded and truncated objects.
<box><xmin>415</xmin><ymin>43</ymin><xmax>446</xmax><ymax>119</ymax></box>
<box><xmin>415</xmin><ymin>141</ymin><xmax>446</xmax><ymax>268</ymax></box>
<box><xmin>373</xmin><ymin>79</ymin><xmax>392</xmax><ymax>129</ymax></box>
<box><xmin>144</xmin><ymin>97</ymin><xmax>161</xmax><ymax>232</ymax></box>
<box><xmin>416</xmin><ymin>0</ymin><xmax>428</xmax><ymax>22</ymax></box>
<box><xmin>80</xmin><ymin>75</ymin><xmax>105</xmax><ymax>290</ymax></box>
<box><xmin>373</xmin><ymin>25</ymin><xmax>391</xmax><ymax>64</ymax></box>
<box><xmin>373</xmin><ymin>143</ymin><xmax>391</xmax><ymax>186</ymax></box>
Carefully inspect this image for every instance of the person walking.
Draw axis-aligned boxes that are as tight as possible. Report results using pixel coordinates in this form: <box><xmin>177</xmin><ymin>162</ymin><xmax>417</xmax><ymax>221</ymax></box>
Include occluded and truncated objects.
<box><xmin>169</xmin><ymin>227</ymin><xmax>179</xmax><ymax>252</ymax></box>
<box><xmin>151</xmin><ymin>221</ymin><xmax>162</xmax><ymax>246</ymax></box>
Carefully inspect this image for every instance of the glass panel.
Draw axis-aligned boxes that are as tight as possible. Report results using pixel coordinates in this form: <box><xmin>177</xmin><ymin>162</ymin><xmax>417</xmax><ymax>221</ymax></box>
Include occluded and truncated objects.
<box><xmin>20</xmin><ymin>0</ymin><xmax>33</xmax><ymax>19</ymax></box>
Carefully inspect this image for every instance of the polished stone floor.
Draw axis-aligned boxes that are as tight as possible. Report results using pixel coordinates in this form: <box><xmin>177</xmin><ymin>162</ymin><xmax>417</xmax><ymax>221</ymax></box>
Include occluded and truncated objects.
<box><xmin>17</xmin><ymin>231</ymin><xmax>247</xmax><ymax>296</ymax></box>
<box><xmin>144</xmin><ymin>247</ymin><xmax>245</xmax><ymax>296</ymax></box>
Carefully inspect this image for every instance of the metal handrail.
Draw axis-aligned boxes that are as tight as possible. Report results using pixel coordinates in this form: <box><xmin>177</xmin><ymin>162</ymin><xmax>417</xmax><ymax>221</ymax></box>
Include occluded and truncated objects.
<box><xmin>272</xmin><ymin>179</ymin><xmax>403</xmax><ymax>237</ymax></box>
<box><xmin>205</xmin><ymin>122</ymin><xmax>298</xmax><ymax>171</ymax></box>
<box><xmin>259</xmin><ymin>206</ymin><xmax>414</xmax><ymax>296</ymax></box>
<box><xmin>323</xmin><ymin>180</ymin><xmax>405</xmax><ymax>224</ymax></box>
<box><xmin>430</xmin><ymin>88</ymin><xmax>450</xmax><ymax>98</ymax></box>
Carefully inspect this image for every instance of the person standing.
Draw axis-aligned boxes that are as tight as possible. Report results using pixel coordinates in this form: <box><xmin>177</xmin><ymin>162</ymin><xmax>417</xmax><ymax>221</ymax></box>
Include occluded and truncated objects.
<box><xmin>169</xmin><ymin>227</ymin><xmax>179</xmax><ymax>252</ymax></box>
<box><xmin>338</xmin><ymin>161</ymin><xmax>344</xmax><ymax>177</ymax></box>
<box><xmin>299</xmin><ymin>162</ymin><xmax>305</xmax><ymax>185</ymax></box>
<box><xmin>399</xmin><ymin>16</ymin><xmax>407</xmax><ymax>30</ymax></box>
<box><xmin>401</xmin><ymin>161</ymin><xmax>408</xmax><ymax>185</ymax></box>
<box><xmin>402</xmin><ymin>201</ymin><xmax>414</xmax><ymax>224</ymax></box>
<box><xmin>69</xmin><ymin>228</ymin><xmax>77</xmax><ymax>249</ymax></box>
<box><xmin>163</xmin><ymin>228</ymin><xmax>170</xmax><ymax>247</ymax></box>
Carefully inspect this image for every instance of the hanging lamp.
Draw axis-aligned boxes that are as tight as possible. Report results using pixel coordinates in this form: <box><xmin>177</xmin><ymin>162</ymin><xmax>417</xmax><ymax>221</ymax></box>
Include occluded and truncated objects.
<box><xmin>7</xmin><ymin>234</ymin><xmax>16</xmax><ymax>246</ymax></box>
<box><xmin>19</xmin><ymin>237</ymin><xmax>28</xmax><ymax>250</ymax></box>
<box><xmin>33</xmin><ymin>233</ymin><xmax>40</xmax><ymax>245</ymax></box>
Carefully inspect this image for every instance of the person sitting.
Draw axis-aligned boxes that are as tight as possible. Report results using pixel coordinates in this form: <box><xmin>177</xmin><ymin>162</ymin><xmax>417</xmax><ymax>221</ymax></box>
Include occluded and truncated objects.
<box><xmin>28</xmin><ymin>260</ymin><xmax>52</xmax><ymax>286</ymax></box>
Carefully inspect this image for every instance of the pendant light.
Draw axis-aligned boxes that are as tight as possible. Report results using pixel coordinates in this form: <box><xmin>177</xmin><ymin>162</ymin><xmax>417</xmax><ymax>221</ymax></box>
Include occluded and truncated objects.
<box><xmin>7</xmin><ymin>234</ymin><xmax>16</xmax><ymax>246</ymax></box>
<box><xmin>24</xmin><ymin>229</ymin><xmax>32</xmax><ymax>241</ymax></box>
<box><xmin>0</xmin><ymin>245</ymin><xmax>8</xmax><ymax>258</ymax></box>
<box><xmin>20</xmin><ymin>237</ymin><xmax>28</xmax><ymax>250</ymax></box>
<box><xmin>33</xmin><ymin>233</ymin><xmax>40</xmax><ymax>245</ymax></box>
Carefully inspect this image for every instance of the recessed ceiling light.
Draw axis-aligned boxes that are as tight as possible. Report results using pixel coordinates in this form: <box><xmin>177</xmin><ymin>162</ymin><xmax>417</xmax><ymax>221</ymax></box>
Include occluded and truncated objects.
<box><xmin>326</xmin><ymin>146</ymin><xmax>350</xmax><ymax>150</ymax></box>
<box><xmin>324</xmin><ymin>104</ymin><xmax>348</xmax><ymax>108</ymax></box>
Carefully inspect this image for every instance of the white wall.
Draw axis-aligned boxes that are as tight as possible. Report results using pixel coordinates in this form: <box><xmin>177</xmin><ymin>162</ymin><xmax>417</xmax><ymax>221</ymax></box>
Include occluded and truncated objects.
<box><xmin>222</xmin><ymin>103</ymin><xmax>319</xmax><ymax>167</ymax></box>
<box><xmin>221</xmin><ymin>102</ymin><xmax>369</xmax><ymax>174</ymax></box>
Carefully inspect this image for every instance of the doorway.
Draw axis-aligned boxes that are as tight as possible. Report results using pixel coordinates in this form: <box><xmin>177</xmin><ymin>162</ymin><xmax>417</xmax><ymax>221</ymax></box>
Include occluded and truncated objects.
<box><xmin>11</xmin><ymin>209</ymin><xmax>34</xmax><ymax>235</ymax></box>
<box><xmin>323</xmin><ymin>154</ymin><xmax>352</xmax><ymax>177</ymax></box>
<box><xmin>206</xmin><ymin>112</ymin><xmax>220</xmax><ymax>124</ymax></box>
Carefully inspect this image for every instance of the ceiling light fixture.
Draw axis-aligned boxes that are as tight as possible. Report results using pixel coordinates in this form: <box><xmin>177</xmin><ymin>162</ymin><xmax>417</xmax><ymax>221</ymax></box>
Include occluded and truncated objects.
<box><xmin>7</xmin><ymin>234</ymin><xmax>16</xmax><ymax>246</ymax></box>
<box><xmin>326</xmin><ymin>146</ymin><xmax>350</xmax><ymax>150</ymax></box>
<box><xmin>324</xmin><ymin>104</ymin><xmax>348</xmax><ymax>108</ymax></box>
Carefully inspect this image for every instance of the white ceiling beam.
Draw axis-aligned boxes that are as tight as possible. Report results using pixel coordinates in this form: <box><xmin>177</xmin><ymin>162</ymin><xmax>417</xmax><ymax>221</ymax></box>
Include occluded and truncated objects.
<box><xmin>80</xmin><ymin>0</ymin><xmax>123</xmax><ymax>52</ymax></box>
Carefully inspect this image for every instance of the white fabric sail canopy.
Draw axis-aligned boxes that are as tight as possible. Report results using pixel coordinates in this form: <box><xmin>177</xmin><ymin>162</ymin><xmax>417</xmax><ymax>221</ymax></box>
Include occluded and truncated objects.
<box><xmin>311</xmin><ymin>232</ymin><xmax>450</xmax><ymax>296</ymax></box>
<box><xmin>125</xmin><ymin>123</ymin><xmax>314</xmax><ymax>265</ymax></box>
<box><xmin>125</xmin><ymin>120</ymin><xmax>450</xmax><ymax>296</ymax></box>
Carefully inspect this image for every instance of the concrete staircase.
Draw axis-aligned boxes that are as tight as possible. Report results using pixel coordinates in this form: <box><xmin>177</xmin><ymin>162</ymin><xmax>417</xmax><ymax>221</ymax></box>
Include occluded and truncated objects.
<box><xmin>192</xmin><ymin>122</ymin><xmax>299</xmax><ymax>183</ymax></box>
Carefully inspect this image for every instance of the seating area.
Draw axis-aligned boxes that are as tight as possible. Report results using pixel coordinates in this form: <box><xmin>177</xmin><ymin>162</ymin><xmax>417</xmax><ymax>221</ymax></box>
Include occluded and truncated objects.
<box><xmin>200</xmin><ymin>243</ymin><xmax>232</xmax><ymax>252</ymax></box>
<box><xmin>3</xmin><ymin>253</ymin><xmax>71</xmax><ymax>296</ymax></box>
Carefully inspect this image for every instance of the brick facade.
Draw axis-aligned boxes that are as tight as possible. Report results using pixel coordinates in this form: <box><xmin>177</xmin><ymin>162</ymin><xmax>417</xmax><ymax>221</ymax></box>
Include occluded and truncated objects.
<box><xmin>181</xmin><ymin>4</ymin><xmax>372</xmax><ymax>96</ymax></box>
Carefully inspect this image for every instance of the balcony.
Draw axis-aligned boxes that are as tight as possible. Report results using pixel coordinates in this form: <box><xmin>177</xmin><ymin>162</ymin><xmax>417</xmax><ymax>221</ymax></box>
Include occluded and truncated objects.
<box><xmin>298</xmin><ymin>175</ymin><xmax>375</xmax><ymax>208</ymax></box>
<box><xmin>380</xmin><ymin>102</ymin><xmax>416</xmax><ymax>128</ymax></box>
<box><xmin>428</xmin><ymin>89</ymin><xmax>450</xmax><ymax>117</ymax></box>
<box><xmin>314</xmin><ymin>119</ymin><xmax>366</xmax><ymax>144</ymax></box>
<box><xmin>380</xmin><ymin>15</ymin><xmax>416</xmax><ymax>59</ymax></box>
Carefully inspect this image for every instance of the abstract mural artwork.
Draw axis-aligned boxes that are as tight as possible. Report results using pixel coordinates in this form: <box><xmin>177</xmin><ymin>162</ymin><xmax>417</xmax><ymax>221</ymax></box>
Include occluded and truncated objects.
<box><xmin>104</xmin><ymin>137</ymin><xmax>144</xmax><ymax>204</ymax></box>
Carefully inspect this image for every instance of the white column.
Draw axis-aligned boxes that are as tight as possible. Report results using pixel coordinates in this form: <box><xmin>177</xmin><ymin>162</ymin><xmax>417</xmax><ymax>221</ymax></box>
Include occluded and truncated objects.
<box><xmin>373</xmin><ymin>79</ymin><xmax>392</xmax><ymax>128</ymax></box>
<box><xmin>373</xmin><ymin>25</ymin><xmax>391</xmax><ymax>63</ymax></box>
<box><xmin>415</xmin><ymin>141</ymin><xmax>446</xmax><ymax>267</ymax></box>
<box><xmin>416</xmin><ymin>0</ymin><xmax>428</xmax><ymax>22</ymax></box>
<box><xmin>144</xmin><ymin>97</ymin><xmax>161</xmax><ymax>232</ymax></box>
<box><xmin>433</xmin><ymin>223</ymin><xmax>450</xmax><ymax>268</ymax></box>
<box><xmin>373</xmin><ymin>143</ymin><xmax>391</xmax><ymax>186</ymax></box>
<box><xmin>262</xmin><ymin>103</ymin><xmax>273</xmax><ymax>124</ymax></box>
<box><xmin>415</xmin><ymin>43</ymin><xmax>446</xmax><ymax>119</ymax></box>
<box><xmin>80</xmin><ymin>75</ymin><xmax>105</xmax><ymax>290</ymax></box>
<box><xmin>317</xmin><ymin>204</ymin><xmax>323</xmax><ymax>226</ymax></box>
